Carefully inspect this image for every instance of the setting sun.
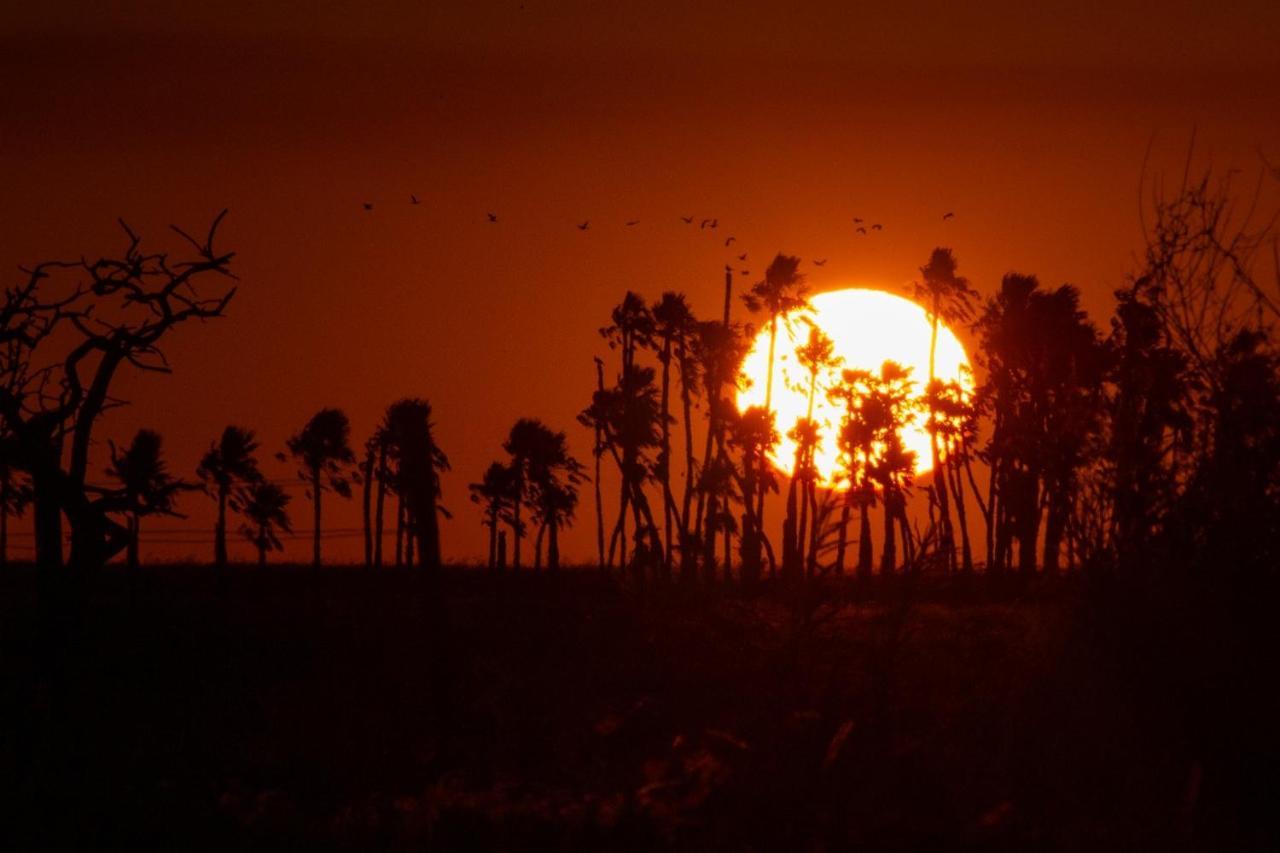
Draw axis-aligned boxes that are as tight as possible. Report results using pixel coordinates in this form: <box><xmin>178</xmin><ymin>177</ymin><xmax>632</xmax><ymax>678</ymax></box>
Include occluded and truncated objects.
<box><xmin>737</xmin><ymin>288</ymin><xmax>972</xmax><ymax>484</ymax></box>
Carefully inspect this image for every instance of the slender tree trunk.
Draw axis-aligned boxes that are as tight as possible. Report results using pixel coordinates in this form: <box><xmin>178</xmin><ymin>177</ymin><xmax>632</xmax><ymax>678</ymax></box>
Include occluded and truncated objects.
<box><xmin>395</xmin><ymin>494</ymin><xmax>405</xmax><ymax>567</ymax></box>
<box><xmin>660</xmin><ymin>334</ymin><xmax>674</xmax><ymax>571</ymax></box>
<box><xmin>548</xmin><ymin>519</ymin><xmax>560</xmax><ymax>571</ymax></box>
<box><xmin>127</xmin><ymin>513</ymin><xmax>139</xmax><ymax>570</ymax></box>
<box><xmin>947</xmin><ymin>453</ymin><xmax>973</xmax><ymax>572</ymax></box>
<box><xmin>257</xmin><ymin>530</ymin><xmax>267</xmax><ymax>569</ymax></box>
<box><xmin>594</xmin><ymin>359</ymin><xmax>606</xmax><ymax>570</ymax></box>
<box><xmin>678</xmin><ymin>338</ymin><xmax>697</xmax><ymax>580</ymax></box>
<box><xmin>404</xmin><ymin>507</ymin><xmax>415</xmax><ymax>567</ymax></box>
<box><xmin>374</xmin><ymin>446</ymin><xmax>387</xmax><ymax>568</ymax></box>
<box><xmin>534</xmin><ymin>521</ymin><xmax>545</xmax><ymax>571</ymax></box>
<box><xmin>512</xmin><ymin>471</ymin><xmax>523</xmax><ymax>569</ymax></box>
<box><xmin>361</xmin><ymin>447</ymin><xmax>374</xmax><ymax>567</ymax></box>
<box><xmin>858</xmin><ymin>499</ymin><xmax>873</xmax><ymax>578</ymax></box>
<box><xmin>927</xmin><ymin>304</ymin><xmax>955</xmax><ymax>572</ymax></box>
<box><xmin>834</xmin><ymin>494</ymin><xmax>851</xmax><ymax>575</ymax></box>
<box><xmin>312</xmin><ymin>463</ymin><xmax>322</xmax><ymax>568</ymax></box>
<box><xmin>215</xmin><ymin>487</ymin><xmax>228</xmax><ymax>568</ymax></box>
<box><xmin>880</xmin><ymin>488</ymin><xmax>897</xmax><ymax>574</ymax></box>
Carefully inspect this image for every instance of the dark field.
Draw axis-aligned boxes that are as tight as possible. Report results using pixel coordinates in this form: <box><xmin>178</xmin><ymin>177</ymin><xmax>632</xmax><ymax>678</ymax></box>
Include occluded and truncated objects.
<box><xmin>2</xmin><ymin>567</ymin><xmax>1276</xmax><ymax>851</ymax></box>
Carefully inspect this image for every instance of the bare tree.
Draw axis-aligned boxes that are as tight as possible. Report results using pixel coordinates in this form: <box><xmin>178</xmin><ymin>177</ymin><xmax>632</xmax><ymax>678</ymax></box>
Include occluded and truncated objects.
<box><xmin>0</xmin><ymin>211</ymin><xmax>236</xmax><ymax>570</ymax></box>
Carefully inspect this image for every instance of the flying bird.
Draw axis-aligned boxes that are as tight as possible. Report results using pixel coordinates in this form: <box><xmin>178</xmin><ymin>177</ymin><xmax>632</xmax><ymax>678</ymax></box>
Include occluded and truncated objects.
<box><xmin>362</xmin><ymin>203</ymin><xmax>373</xmax><ymax>211</ymax></box>
<box><xmin>853</xmin><ymin>217</ymin><xmax>863</xmax><ymax>224</ymax></box>
<box><xmin>725</xmin><ymin>236</ymin><xmax>736</xmax><ymax>246</ymax></box>
<box><xmin>578</xmin><ymin>220</ymin><xmax>590</xmax><ymax>231</ymax></box>
<box><xmin>681</xmin><ymin>215</ymin><xmax>694</xmax><ymax>224</ymax></box>
<box><xmin>942</xmin><ymin>211</ymin><xmax>955</xmax><ymax>220</ymax></box>
<box><xmin>487</xmin><ymin>212</ymin><xmax>498</xmax><ymax>222</ymax></box>
<box><xmin>626</xmin><ymin>220</ymin><xmax>640</xmax><ymax>226</ymax></box>
<box><xmin>814</xmin><ymin>258</ymin><xmax>827</xmax><ymax>266</ymax></box>
<box><xmin>700</xmin><ymin>218</ymin><xmax>712</xmax><ymax>229</ymax></box>
<box><xmin>737</xmin><ymin>253</ymin><xmax>748</xmax><ymax>261</ymax></box>
<box><xmin>740</xmin><ymin>269</ymin><xmax>751</xmax><ymax>277</ymax></box>
<box><xmin>871</xmin><ymin>223</ymin><xmax>883</xmax><ymax>231</ymax></box>
<box><xmin>411</xmin><ymin>194</ymin><xmax>421</xmax><ymax>205</ymax></box>
<box><xmin>856</xmin><ymin>226</ymin><xmax>867</xmax><ymax>234</ymax></box>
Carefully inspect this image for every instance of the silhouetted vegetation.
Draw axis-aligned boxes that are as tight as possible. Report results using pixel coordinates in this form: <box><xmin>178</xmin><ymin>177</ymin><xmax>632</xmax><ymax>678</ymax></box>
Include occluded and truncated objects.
<box><xmin>4</xmin><ymin>159</ymin><xmax>1280</xmax><ymax>849</ymax></box>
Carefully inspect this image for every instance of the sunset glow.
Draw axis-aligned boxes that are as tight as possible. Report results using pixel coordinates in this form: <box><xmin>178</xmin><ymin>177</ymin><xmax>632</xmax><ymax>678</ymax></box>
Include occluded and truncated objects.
<box><xmin>737</xmin><ymin>288</ymin><xmax>971</xmax><ymax>484</ymax></box>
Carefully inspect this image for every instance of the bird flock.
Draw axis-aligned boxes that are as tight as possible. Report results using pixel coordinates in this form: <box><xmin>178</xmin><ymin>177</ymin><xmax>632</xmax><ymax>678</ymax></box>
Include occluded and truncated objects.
<box><xmin>360</xmin><ymin>194</ymin><xmax>957</xmax><ymax>276</ymax></box>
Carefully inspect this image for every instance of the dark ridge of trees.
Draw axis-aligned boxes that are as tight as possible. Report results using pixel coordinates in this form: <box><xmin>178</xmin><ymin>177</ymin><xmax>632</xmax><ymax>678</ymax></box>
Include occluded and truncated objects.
<box><xmin>0</xmin><ymin>211</ymin><xmax>235</xmax><ymax>570</ymax></box>
<box><xmin>103</xmin><ymin>429</ymin><xmax>191</xmax><ymax>570</ymax></box>
<box><xmin>0</xmin><ymin>159</ymin><xmax>1274</xmax><ymax>587</ymax></box>
<box><xmin>284</xmin><ymin>407</ymin><xmax>356</xmax><ymax>568</ymax></box>
<box><xmin>197</xmin><ymin>426</ymin><xmax>264</xmax><ymax>569</ymax></box>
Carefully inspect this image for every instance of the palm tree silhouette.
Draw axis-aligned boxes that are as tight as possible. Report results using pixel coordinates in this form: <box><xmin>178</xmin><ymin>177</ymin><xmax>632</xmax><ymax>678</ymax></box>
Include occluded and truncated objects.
<box><xmin>285</xmin><ymin>408</ymin><xmax>356</xmax><ymax>568</ymax></box>
<box><xmin>197</xmin><ymin>426</ymin><xmax>263</xmax><ymax>569</ymax></box>
<box><xmin>237</xmin><ymin>481</ymin><xmax>292</xmax><ymax>568</ymax></box>
<box><xmin>862</xmin><ymin>362</ymin><xmax>918</xmax><ymax>573</ymax></box>
<box><xmin>783</xmin><ymin>322</ymin><xmax>842</xmax><ymax>580</ymax></box>
<box><xmin>741</xmin><ymin>253</ymin><xmax>810</xmax><ymax>575</ymax></box>
<box><xmin>651</xmin><ymin>291</ymin><xmax>698</xmax><ymax>572</ymax></box>
<box><xmin>912</xmin><ymin>248</ymin><xmax>978</xmax><ymax>572</ymax></box>
<box><xmin>106</xmin><ymin>429</ymin><xmax>190</xmax><ymax>570</ymax></box>
<box><xmin>504</xmin><ymin>418</ymin><xmax>584</xmax><ymax>571</ymax></box>
<box><xmin>381</xmin><ymin>399</ymin><xmax>450</xmax><ymax>571</ymax></box>
<box><xmin>469</xmin><ymin>461</ymin><xmax>518</xmax><ymax>571</ymax></box>
<box><xmin>829</xmin><ymin>368</ymin><xmax>878</xmax><ymax>577</ymax></box>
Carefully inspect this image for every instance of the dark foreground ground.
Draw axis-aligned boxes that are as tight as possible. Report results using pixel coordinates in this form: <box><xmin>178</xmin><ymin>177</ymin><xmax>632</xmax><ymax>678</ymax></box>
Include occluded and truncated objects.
<box><xmin>1</xmin><ymin>565</ymin><xmax>1276</xmax><ymax>851</ymax></box>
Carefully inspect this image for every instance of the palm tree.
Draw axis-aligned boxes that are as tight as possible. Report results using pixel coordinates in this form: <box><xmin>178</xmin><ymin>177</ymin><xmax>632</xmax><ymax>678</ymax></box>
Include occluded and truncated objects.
<box><xmin>106</xmin><ymin>429</ymin><xmax>189</xmax><ymax>570</ymax></box>
<box><xmin>727</xmin><ymin>405</ymin><xmax>781</xmax><ymax>584</ymax></box>
<box><xmin>651</xmin><ymin>291</ymin><xmax>698</xmax><ymax>572</ymax></box>
<box><xmin>784</xmin><ymin>323</ymin><xmax>841</xmax><ymax>580</ymax></box>
<box><xmin>469</xmin><ymin>462</ymin><xmax>517</xmax><ymax>570</ymax></box>
<box><xmin>197</xmin><ymin>426</ymin><xmax>263</xmax><ymax>569</ymax></box>
<box><xmin>381</xmin><ymin>399</ymin><xmax>450</xmax><ymax>571</ymax></box>
<box><xmin>912</xmin><ymin>248</ymin><xmax>978</xmax><ymax>571</ymax></box>
<box><xmin>741</xmin><ymin>253</ymin><xmax>810</xmax><ymax>575</ymax></box>
<box><xmin>862</xmin><ymin>362</ymin><xmax>918</xmax><ymax>573</ymax></box>
<box><xmin>532</xmin><ymin>478</ymin><xmax>581</xmax><ymax>571</ymax></box>
<box><xmin>237</xmin><ymin>481</ymin><xmax>292</xmax><ymax>568</ymax></box>
<box><xmin>828</xmin><ymin>368</ymin><xmax>878</xmax><ymax>577</ymax></box>
<box><xmin>504</xmin><ymin>418</ymin><xmax>585</xmax><ymax>571</ymax></box>
<box><xmin>285</xmin><ymin>408</ymin><xmax>355</xmax><ymax>568</ymax></box>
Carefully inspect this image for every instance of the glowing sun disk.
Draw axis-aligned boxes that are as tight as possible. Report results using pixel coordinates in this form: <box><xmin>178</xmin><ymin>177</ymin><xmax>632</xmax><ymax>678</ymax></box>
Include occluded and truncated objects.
<box><xmin>737</xmin><ymin>288</ymin><xmax>972</xmax><ymax>484</ymax></box>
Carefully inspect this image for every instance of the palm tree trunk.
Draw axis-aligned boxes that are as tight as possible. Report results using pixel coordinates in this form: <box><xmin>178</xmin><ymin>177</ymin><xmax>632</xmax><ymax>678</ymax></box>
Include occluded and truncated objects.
<box><xmin>834</xmin><ymin>492</ymin><xmax>850</xmax><ymax>575</ymax></box>
<box><xmin>858</xmin><ymin>498</ymin><xmax>873</xmax><ymax>578</ymax></box>
<box><xmin>548</xmin><ymin>519</ymin><xmax>560</xmax><ymax>570</ymax></box>
<box><xmin>512</xmin><ymin>471</ymin><xmax>523</xmax><ymax>570</ymax></box>
<box><xmin>594</xmin><ymin>359</ymin><xmax>606</xmax><ymax>570</ymax></box>
<box><xmin>215</xmin><ymin>487</ymin><xmax>228</xmax><ymax>568</ymax></box>
<box><xmin>534</xmin><ymin>521</ymin><xmax>545</xmax><ymax>571</ymax></box>
<box><xmin>927</xmin><ymin>304</ymin><xmax>955</xmax><ymax>571</ymax></box>
<box><xmin>128</xmin><ymin>512</ymin><xmax>139</xmax><ymax>570</ymax></box>
<box><xmin>679</xmin><ymin>339</ymin><xmax>697</xmax><ymax>578</ymax></box>
<box><xmin>404</xmin><ymin>507</ymin><xmax>416</xmax><ymax>567</ymax></box>
<box><xmin>361</xmin><ymin>447</ymin><xmax>374</xmax><ymax>567</ymax></box>
<box><xmin>660</xmin><ymin>334</ymin><xmax>674</xmax><ymax>570</ymax></box>
<box><xmin>374</xmin><ymin>446</ymin><xmax>387</xmax><ymax>568</ymax></box>
<box><xmin>257</xmin><ymin>529</ymin><xmax>267</xmax><ymax>569</ymax></box>
<box><xmin>312</xmin><ymin>463</ymin><xmax>322</xmax><ymax>568</ymax></box>
<box><xmin>880</xmin><ymin>488</ymin><xmax>897</xmax><ymax>574</ymax></box>
<box><xmin>395</xmin><ymin>493</ymin><xmax>405</xmax><ymax>567</ymax></box>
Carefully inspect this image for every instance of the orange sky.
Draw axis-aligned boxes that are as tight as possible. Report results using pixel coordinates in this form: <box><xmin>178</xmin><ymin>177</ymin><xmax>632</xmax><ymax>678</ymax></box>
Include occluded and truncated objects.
<box><xmin>2</xmin><ymin>2</ymin><xmax>1278</xmax><ymax>563</ymax></box>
